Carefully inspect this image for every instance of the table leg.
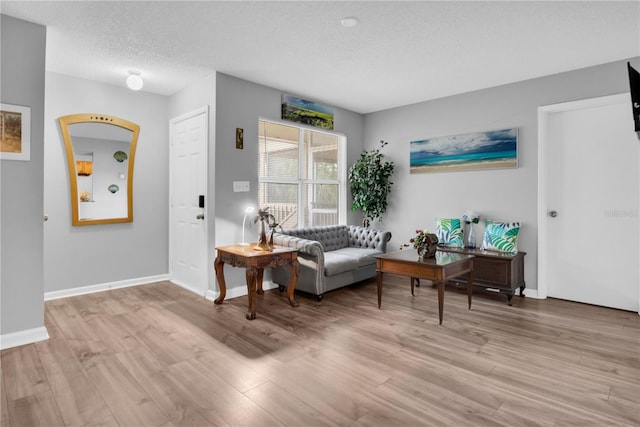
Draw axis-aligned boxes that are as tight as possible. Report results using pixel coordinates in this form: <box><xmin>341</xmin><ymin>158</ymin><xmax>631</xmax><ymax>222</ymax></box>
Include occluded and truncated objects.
<box><xmin>377</xmin><ymin>271</ymin><xmax>383</xmax><ymax>308</ymax></box>
<box><xmin>467</xmin><ymin>272</ymin><xmax>473</xmax><ymax>310</ymax></box>
<box><xmin>214</xmin><ymin>257</ymin><xmax>226</xmax><ymax>304</ymax></box>
<box><xmin>410</xmin><ymin>277</ymin><xmax>416</xmax><ymax>296</ymax></box>
<box><xmin>256</xmin><ymin>268</ymin><xmax>265</xmax><ymax>295</ymax></box>
<box><xmin>437</xmin><ymin>281</ymin><xmax>444</xmax><ymax>325</ymax></box>
<box><xmin>287</xmin><ymin>259</ymin><xmax>299</xmax><ymax>307</ymax></box>
<box><xmin>245</xmin><ymin>267</ymin><xmax>258</xmax><ymax>320</ymax></box>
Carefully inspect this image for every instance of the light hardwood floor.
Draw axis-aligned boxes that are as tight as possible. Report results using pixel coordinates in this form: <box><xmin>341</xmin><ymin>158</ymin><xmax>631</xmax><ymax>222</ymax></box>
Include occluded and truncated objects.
<box><xmin>2</xmin><ymin>277</ymin><xmax>639</xmax><ymax>426</ymax></box>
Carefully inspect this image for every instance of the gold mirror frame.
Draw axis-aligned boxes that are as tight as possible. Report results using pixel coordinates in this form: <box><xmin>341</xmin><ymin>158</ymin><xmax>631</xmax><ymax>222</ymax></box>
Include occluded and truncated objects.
<box><xmin>58</xmin><ymin>113</ymin><xmax>140</xmax><ymax>226</ymax></box>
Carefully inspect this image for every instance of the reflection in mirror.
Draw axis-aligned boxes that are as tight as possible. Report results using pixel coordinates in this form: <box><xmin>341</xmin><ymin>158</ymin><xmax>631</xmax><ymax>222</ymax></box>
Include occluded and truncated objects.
<box><xmin>58</xmin><ymin>114</ymin><xmax>139</xmax><ymax>226</ymax></box>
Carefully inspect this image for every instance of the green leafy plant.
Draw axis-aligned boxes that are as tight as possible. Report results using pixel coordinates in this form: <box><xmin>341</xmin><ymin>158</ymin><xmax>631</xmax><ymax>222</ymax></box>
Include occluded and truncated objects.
<box><xmin>348</xmin><ymin>140</ymin><xmax>395</xmax><ymax>227</ymax></box>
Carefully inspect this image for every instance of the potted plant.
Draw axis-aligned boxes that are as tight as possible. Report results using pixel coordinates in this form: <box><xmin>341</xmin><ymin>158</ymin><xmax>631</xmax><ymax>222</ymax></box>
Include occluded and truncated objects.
<box><xmin>348</xmin><ymin>140</ymin><xmax>395</xmax><ymax>227</ymax></box>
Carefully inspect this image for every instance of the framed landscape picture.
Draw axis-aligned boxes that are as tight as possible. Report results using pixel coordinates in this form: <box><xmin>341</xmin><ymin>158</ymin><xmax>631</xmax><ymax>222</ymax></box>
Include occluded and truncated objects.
<box><xmin>410</xmin><ymin>128</ymin><xmax>518</xmax><ymax>174</ymax></box>
<box><xmin>281</xmin><ymin>94</ymin><xmax>334</xmax><ymax>130</ymax></box>
<box><xmin>1</xmin><ymin>103</ymin><xmax>31</xmax><ymax>161</ymax></box>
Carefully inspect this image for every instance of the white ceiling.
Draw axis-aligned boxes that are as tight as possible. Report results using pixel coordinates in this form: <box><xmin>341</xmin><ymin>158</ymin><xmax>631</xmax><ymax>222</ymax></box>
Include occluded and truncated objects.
<box><xmin>2</xmin><ymin>1</ymin><xmax>639</xmax><ymax>114</ymax></box>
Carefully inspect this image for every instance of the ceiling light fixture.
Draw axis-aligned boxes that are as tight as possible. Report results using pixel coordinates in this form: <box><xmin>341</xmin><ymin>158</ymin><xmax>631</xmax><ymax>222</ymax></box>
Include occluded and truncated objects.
<box><xmin>126</xmin><ymin>70</ymin><xmax>143</xmax><ymax>91</ymax></box>
<box><xmin>340</xmin><ymin>16</ymin><xmax>359</xmax><ymax>28</ymax></box>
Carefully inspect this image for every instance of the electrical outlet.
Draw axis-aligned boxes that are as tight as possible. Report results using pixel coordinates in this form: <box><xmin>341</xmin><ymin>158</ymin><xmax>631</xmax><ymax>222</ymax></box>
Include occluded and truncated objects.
<box><xmin>233</xmin><ymin>181</ymin><xmax>250</xmax><ymax>192</ymax></box>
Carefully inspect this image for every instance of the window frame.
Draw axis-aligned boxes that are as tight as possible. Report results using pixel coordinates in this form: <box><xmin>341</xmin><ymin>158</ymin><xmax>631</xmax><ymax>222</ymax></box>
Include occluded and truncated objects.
<box><xmin>258</xmin><ymin>117</ymin><xmax>347</xmax><ymax>228</ymax></box>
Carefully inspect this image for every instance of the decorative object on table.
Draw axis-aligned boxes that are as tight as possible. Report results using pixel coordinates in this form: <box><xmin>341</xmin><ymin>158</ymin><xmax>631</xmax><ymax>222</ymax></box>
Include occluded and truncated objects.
<box><xmin>401</xmin><ymin>229</ymin><xmax>439</xmax><ymax>259</ymax></box>
<box><xmin>240</xmin><ymin>206</ymin><xmax>255</xmax><ymax>246</ymax></box>
<box><xmin>79</xmin><ymin>191</ymin><xmax>92</xmax><ymax>202</ymax></box>
<box><xmin>462</xmin><ymin>210</ymin><xmax>480</xmax><ymax>249</ymax></box>
<box><xmin>481</xmin><ymin>220</ymin><xmax>521</xmax><ymax>253</ymax></box>
<box><xmin>113</xmin><ymin>150</ymin><xmax>128</xmax><ymax>162</ymax></box>
<box><xmin>108</xmin><ymin>184</ymin><xmax>119</xmax><ymax>194</ymax></box>
<box><xmin>409</xmin><ymin>128</ymin><xmax>518</xmax><ymax>174</ymax></box>
<box><xmin>281</xmin><ymin>94</ymin><xmax>334</xmax><ymax>130</ymax></box>
<box><xmin>236</xmin><ymin>127</ymin><xmax>244</xmax><ymax>149</ymax></box>
<box><xmin>435</xmin><ymin>217</ymin><xmax>464</xmax><ymax>247</ymax></box>
<box><xmin>254</xmin><ymin>207</ymin><xmax>276</xmax><ymax>251</ymax></box>
<box><xmin>348</xmin><ymin>140</ymin><xmax>395</xmax><ymax>227</ymax></box>
<box><xmin>0</xmin><ymin>103</ymin><xmax>31</xmax><ymax>161</ymax></box>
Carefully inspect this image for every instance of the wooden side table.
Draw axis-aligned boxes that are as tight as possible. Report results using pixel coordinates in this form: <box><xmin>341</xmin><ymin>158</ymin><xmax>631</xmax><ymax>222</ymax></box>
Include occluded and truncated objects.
<box><xmin>437</xmin><ymin>246</ymin><xmax>526</xmax><ymax>305</ymax></box>
<box><xmin>214</xmin><ymin>244</ymin><xmax>299</xmax><ymax>320</ymax></box>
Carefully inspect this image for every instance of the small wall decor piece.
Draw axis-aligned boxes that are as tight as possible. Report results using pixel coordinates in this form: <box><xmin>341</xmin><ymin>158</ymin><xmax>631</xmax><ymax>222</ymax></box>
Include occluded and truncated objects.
<box><xmin>113</xmin><ymin>150</ymin><xmax>128</xmax><ymax>162</ymax></box>
<box><xmin>410</xmin><ymin>128</ymin><xmax>518</xmax><ymax>174</ymax></box>
<box><xmin>236</xmin><ymin>128</ymin><xmax>244</xmax><ymax>149</ymax></box>
<box><xmin>281</xmin><ymin>94</ymin><xmax>334</xmax><ymax>130</ymax></box>
<box><xmin>108</xmin><ymin>184</ymin><xmax>119</xmax><ymax>194</ymax></box>
<box><xmin>0</xmin><ymin>103</ymin><xmax>31</xmax><ymax>161</ymax></box>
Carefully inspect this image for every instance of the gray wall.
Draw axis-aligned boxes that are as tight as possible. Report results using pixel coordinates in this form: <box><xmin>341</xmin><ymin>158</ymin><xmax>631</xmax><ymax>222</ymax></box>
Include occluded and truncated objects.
<box><xmin>0</xmin><ymin>15</ymin><xmax>46</xmax><ymax>335</ymax></box>
<box><xmin>214</xmin><ymin>73</ymin><xmax>364</xmax><ymax>293</ymax></box>
<box><xmin>364</xmin><ymin>58</ymin><xmax>639</xmax><ymax>294</ymax></box>
<box><xmin>43</xmin><ymin>72</ymin><xmax>170</xmax><ymax>293</ymax></box>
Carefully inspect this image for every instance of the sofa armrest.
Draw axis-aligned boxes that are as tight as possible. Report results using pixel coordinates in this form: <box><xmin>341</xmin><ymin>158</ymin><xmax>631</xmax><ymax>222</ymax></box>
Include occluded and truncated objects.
<box><xmin>273</xmin><ymin>233</ymin><xmax>324</xmax><ymax>259</ymax></box>
<box><xmin>348</xmin><ymin>225</ymin><xmax>392</xmax><ymax>252</ymax></box>
<box><xmin>273</xmin><ymin>233</ymin><xmax>326</xmax><ymax>292</ymax></box>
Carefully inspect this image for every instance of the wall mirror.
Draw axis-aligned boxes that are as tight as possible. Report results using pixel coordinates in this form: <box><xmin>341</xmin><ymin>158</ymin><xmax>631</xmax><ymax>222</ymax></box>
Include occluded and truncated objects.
<box><xmin>58</xmin><ymin>113</ymin><xmax>139</xmax><ymax>226</ymax></box>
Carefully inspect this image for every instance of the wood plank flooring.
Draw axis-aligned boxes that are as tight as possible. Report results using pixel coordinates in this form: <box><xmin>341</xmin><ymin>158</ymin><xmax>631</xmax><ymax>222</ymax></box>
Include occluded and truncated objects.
<box><xmin>2</xmin><ymin>277</ymin><xmax>639</xmax><ymax>426</ymax></box>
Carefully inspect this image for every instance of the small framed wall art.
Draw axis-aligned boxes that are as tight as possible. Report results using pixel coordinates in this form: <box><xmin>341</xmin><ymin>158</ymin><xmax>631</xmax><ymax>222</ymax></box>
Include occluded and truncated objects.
<box><xmin>281</xmin><ymin>94</ymin><xmax>334</xmax><ymax>130</ymax></box>
<box><xmin>0</xmin><ymin>103</ymin><xmax>31</xmax><ymax>161</ymax></box>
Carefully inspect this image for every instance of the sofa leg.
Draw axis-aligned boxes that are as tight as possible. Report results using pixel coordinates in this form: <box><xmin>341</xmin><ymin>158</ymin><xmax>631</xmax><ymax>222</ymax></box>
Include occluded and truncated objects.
<box><xmin>278</xmin><ymin>285</ymin><xmax>285</xmax><ymax>292</ymax></box>
<box><xmin>316</xmin><ymin>294</ymin><xmax>323</xmax><ymax>302</ymax></box>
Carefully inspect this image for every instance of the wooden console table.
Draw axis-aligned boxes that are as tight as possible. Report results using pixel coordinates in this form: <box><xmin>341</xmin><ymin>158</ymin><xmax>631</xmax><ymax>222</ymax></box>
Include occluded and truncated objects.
<box><xmin>437</xmin><ymin>246</ymin><xmax>526</xmax><ymax>305</ymax></box>
<box><xmin>214</xmin><ymin>244</ymin><xmax>299</xmax><ymax>320</ymax></box>
<box><xmin>376</xmin><ymin>250</ymin><xmax>474</xmax><ymax>324</ymax></box>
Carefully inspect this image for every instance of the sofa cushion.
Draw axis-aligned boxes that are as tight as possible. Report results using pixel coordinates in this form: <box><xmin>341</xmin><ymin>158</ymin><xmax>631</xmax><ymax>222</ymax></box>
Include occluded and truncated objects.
<box><xmin>323</xmin><ymin>251</ymin><xmax>360</xmax><ymax>276</ymax></box>
<box><xmin>323</xmin><ymin>247</ymin><xmax>382</xmax><ymax>276</ymax></box>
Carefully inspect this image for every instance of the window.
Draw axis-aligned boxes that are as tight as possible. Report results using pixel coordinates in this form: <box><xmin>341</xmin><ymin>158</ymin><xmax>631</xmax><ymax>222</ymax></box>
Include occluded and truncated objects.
<box><xmin>258</xmin><ymin>119</ymin><xmax>346</xmax><ymax>229</ymax></box>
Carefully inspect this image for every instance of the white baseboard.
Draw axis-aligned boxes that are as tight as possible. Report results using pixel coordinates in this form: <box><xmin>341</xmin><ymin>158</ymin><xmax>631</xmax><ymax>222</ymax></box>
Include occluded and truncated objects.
<box><xmin>44</xmin><ymin>274</ymin><xmax>170</xmax><ymax>301</ymax></box>
<box><xmin>0</xmin><ymin>326</ymin><xmax>50</xmax><ymax>350</ymax></box>
<box><xmin>523</xmin><ymin>288</ymin><xmax>541</xmax><ymax>299</ymax></box>
<box><xmin>204</xmin><ymin>280</ymin><xmax>278</xmax><ymax>302</ymax></box>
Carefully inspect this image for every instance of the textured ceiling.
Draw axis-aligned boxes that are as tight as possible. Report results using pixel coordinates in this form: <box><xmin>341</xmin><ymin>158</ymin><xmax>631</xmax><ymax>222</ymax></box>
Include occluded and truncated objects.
<box><xmin>2</xmin><ymin>1</ymin><xmax>639</xmax><ymax>114</ymax></box>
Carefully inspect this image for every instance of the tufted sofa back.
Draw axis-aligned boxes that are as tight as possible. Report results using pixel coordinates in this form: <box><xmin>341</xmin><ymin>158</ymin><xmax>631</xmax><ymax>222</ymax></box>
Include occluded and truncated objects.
<box><xmin>277</xmin><ymin>224</ymin><xmax>391</xmax><ymax>253</ymax></box>
<box><xmin>278</xmin><ymin>225</ymin><xmax>349</xmax><ymax>251</ymax></box>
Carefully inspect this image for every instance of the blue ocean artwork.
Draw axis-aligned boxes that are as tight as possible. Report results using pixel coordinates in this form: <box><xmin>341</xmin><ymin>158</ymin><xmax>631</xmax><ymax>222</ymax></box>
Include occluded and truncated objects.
<box><xmin>410</xmin><ymin>128</ymin><xmax>518</xmax><ymax>173</ymax></box>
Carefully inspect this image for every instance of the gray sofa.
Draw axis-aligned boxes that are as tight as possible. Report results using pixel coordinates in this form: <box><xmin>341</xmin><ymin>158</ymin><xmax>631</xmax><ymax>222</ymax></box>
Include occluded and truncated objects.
<box><xmin>271</xmin><ymin>225</ymin><xmax>392</xmax><ymax>300</ymax></box>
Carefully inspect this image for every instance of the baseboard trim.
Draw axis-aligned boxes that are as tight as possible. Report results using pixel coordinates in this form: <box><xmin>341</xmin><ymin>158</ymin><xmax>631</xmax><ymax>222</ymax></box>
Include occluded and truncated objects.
<box><xmin>523</xmin><ymin>288</ymin><xmax>541</xmax><ymax>299</ymax></box>
<box><xmin>204</xmin><ymin>280</ymin><xmax>278</xmax><ymax>302</ymax></box>
<box><xmin>0</xmin><ymin>326</ymin><xmax>50</xmax><ymax>350</ymax></box>
<box><xmin>44</xmin><ymin>274</ymin><xmax>170</xmax><ymax>301</ymax></box>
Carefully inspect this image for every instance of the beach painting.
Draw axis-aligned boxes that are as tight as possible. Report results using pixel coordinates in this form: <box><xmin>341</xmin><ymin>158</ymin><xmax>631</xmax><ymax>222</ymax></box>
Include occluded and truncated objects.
<box><xmin>410</xmin><ymin>128</ymin><xmax>518</xmax><ymax>174</ymax></box>
<box><xmin>281</xmin><ymin>94</ymin><xmax>334</xmax><ymax>130</ymax></box>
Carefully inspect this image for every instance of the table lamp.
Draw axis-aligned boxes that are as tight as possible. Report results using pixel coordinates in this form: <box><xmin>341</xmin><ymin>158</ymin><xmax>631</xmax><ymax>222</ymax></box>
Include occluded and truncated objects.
<box><xmin>240</xmin><ymin>206</ymin><xmax>255</xmax><ymax>246</ymax></box>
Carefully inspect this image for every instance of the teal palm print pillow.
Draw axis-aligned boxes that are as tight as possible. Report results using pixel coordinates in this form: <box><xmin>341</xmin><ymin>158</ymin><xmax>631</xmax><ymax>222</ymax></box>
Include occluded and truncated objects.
<box><xmin>481</xmin><ymin>220</ymin><xmax>521</xmax><ymax>253</ymax></box>
<box><xmin>435</xmin><ymin>218</ymin><xmax>464</xmax><ymax>247</ymax></box>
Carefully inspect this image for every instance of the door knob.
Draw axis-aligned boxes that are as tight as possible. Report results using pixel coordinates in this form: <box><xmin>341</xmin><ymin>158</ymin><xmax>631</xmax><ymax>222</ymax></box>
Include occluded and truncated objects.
<box><xmin>548</xmin><ymin>210</ymin><xmax>558</xmax><ymax>218</ymax></box>
<box><xmin>196</xmin><ymin>213</ymin><xmax>205</xmax><ymax>220</ymax></box>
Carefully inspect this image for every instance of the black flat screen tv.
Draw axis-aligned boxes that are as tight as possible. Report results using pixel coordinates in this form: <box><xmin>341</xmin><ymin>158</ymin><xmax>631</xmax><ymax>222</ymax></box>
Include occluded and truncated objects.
<box><xmin>627</xmin><ymin>62</ymin><xmax>640</xmax><ymax>140</ymax></box>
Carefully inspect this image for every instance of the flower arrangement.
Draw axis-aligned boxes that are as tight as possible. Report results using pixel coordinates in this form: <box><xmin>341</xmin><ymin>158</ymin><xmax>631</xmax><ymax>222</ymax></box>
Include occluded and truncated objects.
<box><xmin>401</xmin><ymin>229</ymin><xmax>439</xmax><ymax>258</ymax></box>
<box><xmin>462</xmin><ymin>210</ymin><xmax>480</xmax><ymax>224</ymax></box>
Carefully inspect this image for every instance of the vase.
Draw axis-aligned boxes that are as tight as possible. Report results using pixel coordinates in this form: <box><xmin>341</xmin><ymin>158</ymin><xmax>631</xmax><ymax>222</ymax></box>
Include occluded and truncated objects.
<box><xmin>466</xmin><ymin>223</ymin><xmax>476</xmax><ymax>249</ymax></box>
<box><xmin>255</xmin><ymin>217</ymin><xmax>271</xmax><ymax>251</ymax></box>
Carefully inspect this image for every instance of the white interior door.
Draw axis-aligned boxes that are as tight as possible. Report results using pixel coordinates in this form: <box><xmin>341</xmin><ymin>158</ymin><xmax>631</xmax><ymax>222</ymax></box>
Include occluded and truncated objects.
<box><xmin>539</xmin><ymin>94</ymin><xmax>639</xmax><ymax>312</ymax></box>
<box><xmin>170</xmin><ymin>107</ymin><xmax>208</xmax><ymax>296</ymax></box>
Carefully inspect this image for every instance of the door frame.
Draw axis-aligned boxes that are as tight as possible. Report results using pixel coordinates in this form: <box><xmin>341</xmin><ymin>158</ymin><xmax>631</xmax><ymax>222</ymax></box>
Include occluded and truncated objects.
<box><xmin>537</xmin><ymin>93</ymin><xmax>639</xmax><ymax>313</ymax></box>
<box><xmin>169</xmin><ymin>106</ymin><xmax>209</xmax><ymax>297</ymax></box>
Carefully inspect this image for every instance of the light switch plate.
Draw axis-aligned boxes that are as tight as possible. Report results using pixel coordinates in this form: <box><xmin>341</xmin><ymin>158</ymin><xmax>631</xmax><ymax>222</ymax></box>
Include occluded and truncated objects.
<box><xmin>233</xmin><ymin>181</ymin><xmax>250</xmax><ymax>192</ymax></box>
